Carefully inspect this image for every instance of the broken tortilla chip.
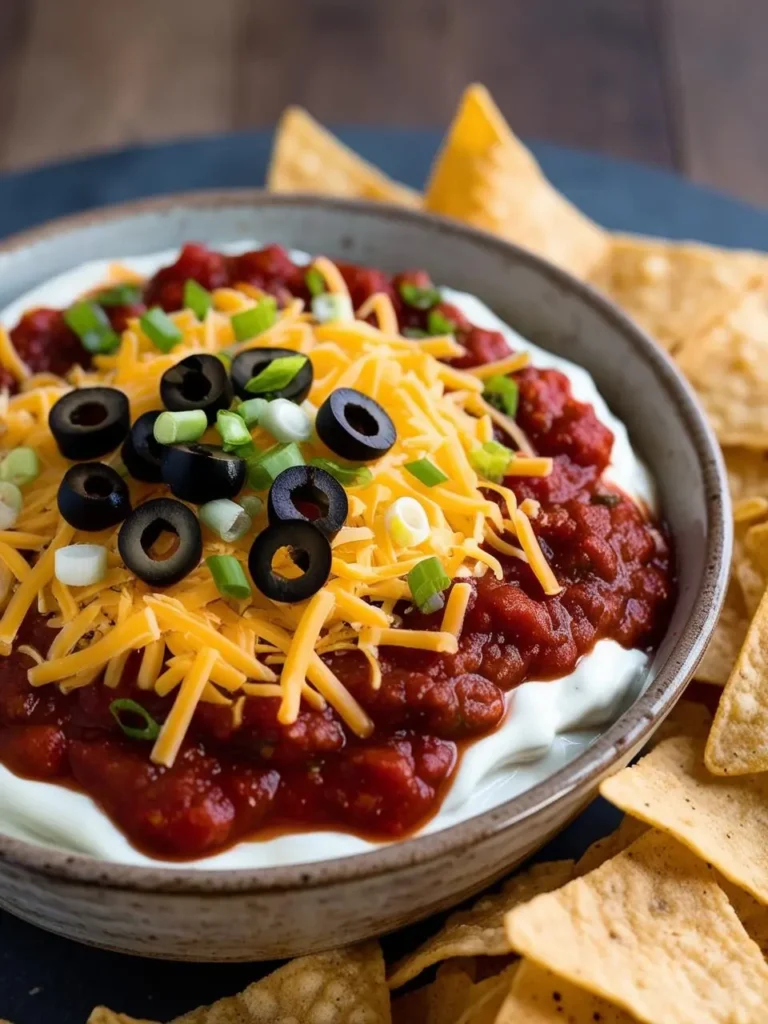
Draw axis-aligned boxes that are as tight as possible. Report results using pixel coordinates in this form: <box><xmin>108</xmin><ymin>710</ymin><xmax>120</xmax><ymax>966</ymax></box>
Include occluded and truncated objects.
<box><xmin>506</xmin><ymin>830</ymin><xmax>768</xmax><ymax>1024</ymax></box>
<box><xmin>268</xmin><ymin>106</ymin><xmax>421</xmax><ymax>207</ymax></box>
<box><xmin>696</xmin><ymin>576</ymin><xmax>750</xmax><ymax>685</ymax></box>
<box><xmin>725</xmin><ymin>445</ymin><xmax>768</xmax><ymax>502</ymax></box>
<box><xmin>676</xmin><ymin>285</ymin><xmax>768</xmax><ymax>448</ymax></box>
<box><xmin>87</xmin><ymin>1012</ymin><xmax>157</xmax><ymax>1024</ymax></box>
<box><xmin>387</xmin><ymin>859</ymin><xmax>573</xmax><ymax>989</ymax></box>
<box><xmin>424</xmin><ymin>85</ymin><xmax>608</xmax><ymax>278</ymax></box>
<box><xmin>602</xmin><ymin>732</ymin><xmax>768</xmax><ymax>902</ymax></box>
<box><xmin>173</xmin><ymin>941</ymin><xmax>390</xmax><ymax>1024</ymax></box>
<box><xmin>588</xmin><ymin>234</ymin><xmax>766</xmax><ymax>354</ymax></box>
<box><xmin>496</xmin><ymin>960</ymin><xmax>636</xmax><ymax>1023</ymax></box>
<box><xmin>392</xmin><ymin>962</ymin><xmax>516</xmax><ymax>1024</ymax></box>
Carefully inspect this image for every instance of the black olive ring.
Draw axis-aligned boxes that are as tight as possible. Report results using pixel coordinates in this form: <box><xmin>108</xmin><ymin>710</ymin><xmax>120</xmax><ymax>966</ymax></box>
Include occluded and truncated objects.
<box><xmin>57</xmin><ymin>462</ymin><xmax>131</xmax><ymax>531</ymax></box>
<box><xmin>267</xmin><ymin>465</ymin><xmax>348</xmax><ymax>540</ymax></box>
<box><xmin>248</xmin><ymin>521</ymin><xmax>332</xmax><ymax>603</ymax></box>
<box><xmin>230</xmin><ymin>346</ymin><xmax>313</xmax><ymax>403</ymax></box>
<box><xmin>161</xmin><ymin>443</ymin><xmax>246</xmax><ymax>504</ymax></box>
<box><xmin>315</xmin><ymin>387</ymin><xmax>396</xmax><ymax>462</ymax></box>
<box><xmin>121</xmin><ymin>410</ymin><xmax>165</xmax><ymax>483</ymax></box>
<box><xmin>49</xmin><ymin>387</ymin><xmax>130</xmax><ymax>461</ymax></box>
<box><xmin>160</xmin><ymin>353</ymin><xmax>233</xmax><ymax>424</ymax></box>
<box><xmin>118</xmin><ymin>498</ymin><xmax>202</xmax><ymax>587</ymax></box>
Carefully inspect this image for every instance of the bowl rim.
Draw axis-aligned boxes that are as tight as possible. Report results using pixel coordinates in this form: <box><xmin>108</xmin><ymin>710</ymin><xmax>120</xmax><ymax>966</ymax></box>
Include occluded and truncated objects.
<box><xmin>0</xmin><ymin>190</ymin><xmax>731</xmax><ymax>893</ymax></box>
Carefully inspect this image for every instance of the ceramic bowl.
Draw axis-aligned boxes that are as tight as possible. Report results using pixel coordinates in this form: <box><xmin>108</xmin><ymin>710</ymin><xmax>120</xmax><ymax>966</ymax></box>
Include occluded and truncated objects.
<box><xmin>0</xmin><ymin>193</ymin><xmax>730</xmax><ymax>960</ymax></box>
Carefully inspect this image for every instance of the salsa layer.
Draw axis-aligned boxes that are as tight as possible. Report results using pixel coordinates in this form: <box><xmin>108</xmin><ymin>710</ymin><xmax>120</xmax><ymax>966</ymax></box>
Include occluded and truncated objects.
<box><xmin>0</xmin><ymin>245</ymin><xmax>673</xmax><ymax>858</ymax></box>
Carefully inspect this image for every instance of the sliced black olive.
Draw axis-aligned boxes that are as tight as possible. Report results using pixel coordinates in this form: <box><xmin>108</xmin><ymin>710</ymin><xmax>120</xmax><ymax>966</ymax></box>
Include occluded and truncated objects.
<box><xmin>121</xmin><ymin>410</ymin><xmax>165</xmax><ymax>483</ymax></box>
<box><xmin>58</xmin><ymin>462</ymin><xmax>131</xmax><ymax>531</ymax></box>
<box><xmin>118</xmin><ymin>498</ymin><xmax>202</xmax><ymax>587</ymax></box>
<box><xmin>267</xmin><ymin>465</ymin><xmax>348</xmax><ymax>540</ymax></box>
<box><xmin>315</xmin><ymin>388</ymin><xmax>396</xmax><ymax>462</ymax></box>
<box><xmin>161</xmin><ymin>443</ymin><xmax>246</xmax><ymax>504</ymax></box>
<box><xmin>160</xmin><ymin>354</ymin><xmax>233</xmax><ymax>424</ymax></box>
<box><xmin>49</xmin><ymin>387</ymin><xmax>130</xmax><ymax>460</ymax></box>
<box><xmin>248</xmin><ymin>521</ymin><xmax>331</xmax><ymax>603</ymax></box>
<box><xmin>230</xmin><ymin>346</ymin><xmax>313</xmax><ymax>403</ymax></box>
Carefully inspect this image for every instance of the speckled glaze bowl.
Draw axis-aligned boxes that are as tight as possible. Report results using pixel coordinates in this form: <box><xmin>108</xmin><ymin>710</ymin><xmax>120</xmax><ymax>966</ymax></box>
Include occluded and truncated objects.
<box><xmin>0</xmin><ymin>194</ymin><xmax>730</xmax><ymax>960</ymax></box>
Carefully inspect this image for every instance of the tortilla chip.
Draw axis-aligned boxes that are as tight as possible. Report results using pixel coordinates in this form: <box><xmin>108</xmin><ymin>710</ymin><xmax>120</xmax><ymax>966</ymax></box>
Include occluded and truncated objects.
<box><xmin>173</xmin><ymin>941</ymin><xmax>390</xmax><ymax>1024</ymax></box>
<box><xmin>696</xmin><ymin>576</ymin><xmax>750</xmax><ymax>685</ymax></box>
<box><xmin>506</xmin><ymin>830</ymin><xmax>768</xmax><ymax>1023</ymax></box>
<box><xmin>676</xmin><ymin>285</ymin><xmax>768</xmax><ymax>448</ymax></box>
<box><xmin>387</xmin><ymin>859</ymin><xmax>573</xmax><ymax>989</ymax></box>
<box><xmin>588</xmin><ymin>234</ymin><xmax>766</xmax><ymax>354</ymax></box>
<box><xmin>392</xmin><ymin>963</ymin><xmax>516</xmax><ymax>1024</ymax></box>
<box><xmin>425</xmin><ymin>85</ymin><xmax>608</xmax><ymax>279</ymax></box>
<box><xmin>88</xmin><ymin>1012</ymin><xmax>157</xmax><ymax>1024</ymax></box>
<box><xmin>495</xmin><ymin>960</ymin><xmax>635</xmax><ymax>1023</ymax></box>
<box><xmin>574</xmin><ymin>815</ymin><xmax>649</xmax><ymax>877</ymax></box>
<box><xmin>725</xmin><ymin>445</ymin><xmax>768</xmax><ymax>502</ymax></box>
<box><xmin>603</xmin><ymin>732</ymin><xmax>768</xmax><ymax>902</ymax></box>
<box><xmin>719</xmin><ymin>877</ymin><xmax>768</xmax><ymax>959</ymax></box>
<box><xmin>267</xmin><ymin>106</ymin><xmax>421</xmax><ymax>207</ymax></box>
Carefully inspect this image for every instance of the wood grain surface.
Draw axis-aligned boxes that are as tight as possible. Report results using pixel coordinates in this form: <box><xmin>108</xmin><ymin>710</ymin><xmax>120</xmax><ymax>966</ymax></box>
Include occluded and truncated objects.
<box><xmin>0</xmin><ymin>0</ymin><xmax>764</xmax><ymax>204</ymax></box>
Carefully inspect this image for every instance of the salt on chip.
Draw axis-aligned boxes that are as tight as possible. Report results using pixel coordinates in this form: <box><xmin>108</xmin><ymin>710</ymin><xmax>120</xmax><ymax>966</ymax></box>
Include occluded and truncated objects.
<box><xmin>424</xmin><ymin>84</ymin><xmax>608</xmax><ymax>279</ymax></box>
<box><xmin>267</xmin><ymin>106</ymin><xmax>421</xmax><ymax>208</ymax></box>
<box><xmin>387</xmin><ymin>859</ymin><xmax>573</xmax><ymax>989</ymax></box>
<box><xmin>676</xmin><ymin>285</ymin><xmax>768</xmax><ymax>448</ymax></box>
<box><xmin>495</xmin><ymin>960</ymin><xmax>636</xmax><ymax>1023</ymax></box>
<box><xmin>173</xmin><ymin>941</ymin><xmax>390</xmax><ymax>1024</ymax></box>
<box><xmin>506</xmin><ymin>830</ymin><xmax>768</xmax><ymax>1024</ymax></box>
<box><xmin>588</xmin><ymin>234</ymin><xmax>766</xmax><ymax>354</ymax></box>
<box><xmin>603</xmin><ymin>732</ymin><xmax>768</xmax><ymax>902</ymax></box>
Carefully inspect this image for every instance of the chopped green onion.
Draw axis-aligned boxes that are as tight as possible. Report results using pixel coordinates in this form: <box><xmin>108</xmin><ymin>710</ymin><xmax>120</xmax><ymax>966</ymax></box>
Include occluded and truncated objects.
<box><xmin>199</xmin><ymin>498</ymin><xmax>252</xmax><ymax>542</ymax></box>
<box><xmin>259</xmin><ymin>398</ymin><xmax>312</xmax><ymax>443</ymax></box>
<box><xmin>110</xmin><ymin>698</ymin><xmax>160</xmax><ymax>741</ymax></box>
<box><xmin>63</xmin><ymin>300</ymin><xmax>120</xmax><ymax>354</ymax></box>
<box><xmin>311</xmin><ymin>294</ymin><xmax>353</xmax><ymax>324</ymax></box>
<box><xmin>237</xmin><ymin>495</ymin><xmax>264</xmax><ymax>517</ymax></box>
<box><xmin>407</xmin><ymin>556</ymin><xmax>451</xmax><ymax>613</ymax></box>
<box><xmin>484</xmin><ymin>375</ymin><xmax>519</xmax><ymax>418</ymax></box>
<box><xmin>231</xmin><ymin>297</ymin><xmax>277</xmax><ymax>342</ymax></box>
<box><xmin>153</xmin><ymin>409</ymin><xmax>208</xmax><ymax>445</ymax></box>
<box><xmin>54</xmin><ymin>544</ymin><xmax>108</xmax><ymax>586</ymax></box>
<box><xmin>0</xmin><ymin>481</ymin><xmax>22</xmax><ymax>529</ymax></box>
<box><xmin>93</xmin><ymin>283</ymin><xmax>143</xmax><ymax>307</ymax></box>
<box><xmin>403</xmin><ymin>328</ymin><xmax>428</xmax><ymax>339</ymax></box>
<box><xmin>183</xmin><ymin>279</ymin><xmax>213</xmax><ymax>320</ymax></box>
<box><xmin>305</xmin><ymin>266</ymin><xmax>326</xmax><ymax>297</ymax></box>
<box><xmin>469</xmin><ymin>440</ymin><xmax>515</xmax><ymax>482</ymax></box>
<box><xmin>386</xmin><ymin>497</ymin><xmax>429</xmax><ymax>548</ymax></box>
<box><xmin>235</xmin><ymin>397</ymin><xmax>270</xmax><ymax>428</ymax></box>
<box><xmin>206</xmin><ymin>554</ymin><xmax>252</xmax><ymax>600</ymax></box>
<box><xmin>230</xmin><ymin>440</ymin><xmax>258</xmax><ymax>460</ymax></box>
<box><xmin>591</xmin><ymin>492</ymin><xmax>621</xmax><ymax>508</ymax></box>
<box><xmin>0</xmin><ymin>447</ymin><xmax>39</xmax><ymax>487</ymax></box>
<box><xmin>399</xmin><ymin>281</ymin><xmax>441</xmax><ymax>310</ymax></box>
<box><xmin>216</xmin><ymin>409</ymin><xmax>252</xmax><ymax>451</ymax></box>
<box><xmin>140</xmin><ymin>307</ymin><xmax>183</xmax><ymax>352</ymax></box>
<box><xmin>404</xmin><ymin>457</ymin><xmax>449</xmax><ymax>487</ymax></box>
<box><xmin>427</xmin><ymin>309</ymin><xmax>457</xmax><ymax>335</ymax></box>
<box><xmin>309</xmin><ymin>457</ymin><xmax>372</xmax><ymax>488</ymax></box>
<box><xmin>217</xmin><ymin>350</ymin><xmax>233</xmax><ymax>372</ymax></box>
<box><xmin>245</xmin><ymin>354</ymin><xmax>307</xmax><ymax>395</ymax></box>
<box><xmin>247</xmin><ymin>443</ymin><xmax>305</xmax><ymax>490</ymax></box>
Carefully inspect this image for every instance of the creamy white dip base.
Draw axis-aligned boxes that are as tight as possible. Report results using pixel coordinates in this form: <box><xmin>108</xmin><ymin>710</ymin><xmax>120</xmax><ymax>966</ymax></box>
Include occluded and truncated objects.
<box><xmin>0</xmin><ymin>244</ymin><xmax>657</xmax><ymax>868</ymax></box>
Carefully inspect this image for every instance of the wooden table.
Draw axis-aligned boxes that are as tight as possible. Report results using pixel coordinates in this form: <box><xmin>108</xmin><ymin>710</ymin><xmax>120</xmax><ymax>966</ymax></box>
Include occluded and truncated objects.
<box><xmin>0</xmin><ymin>0</ymin><xmax>765</xmax><ymax>204</ymax></box>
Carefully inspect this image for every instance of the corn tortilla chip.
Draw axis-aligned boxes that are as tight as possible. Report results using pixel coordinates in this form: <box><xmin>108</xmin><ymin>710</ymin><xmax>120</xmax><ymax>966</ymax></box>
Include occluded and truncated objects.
<box><xmin>173</xmin><ymin>941</ymin><xmax>390</xmax><ymax>1024</ymax></box>
<box><xmin>588</xmin><ymin>235</ymin><xmax>766</xmax><ymax>354</ymax></box>
<box><xmin>496</xmin><ymin>960</ymin><xmax>636</xmax><ymax>1023</ymax></box>
<box><xmin>696</xmin><ymin>576</ymin><xmax>750</xmax><ymax>685</ymax></box>
<box><xmin>268</xmin><ymin>107</ymin><xmax>420</xmax><ymax>208</ymax></box>
<box><xmin>88</xmin><ymin>1013</ymin><xmax>157</xmax><ymax>1024</ymax></box>
<box><xmin>387</xmin><ymin>859</ymin><xmax>573</xmax><ymax>989</ymax></box>
<box><xmin>676</xmin><ymin>286</ymin><xmax>768</xmax><ymax>448</ymax></box>
<box><xmin>392</xmin><ymin>963</ymin><xmax>516</xmax><ymax>1024</ymax></box>
<box><xmin>506</xmin><ymin>830</ymin><xmax>768</xmax><ymax>1024</ymax></box>
<box><xmin>603</xmin><ymin>732</ymin><xmax>768</xmax><ymax>902</ymax></box>
<box><xmin>425</xmin><ymin>85</ymin><xmax>608</xmax><ymax>279</ymax></box>
<box><xmin>725</xmin><ymin>446</ymin><xmax>768</xmax><ymax>502</ymax></box>
<box><xmin>719</xmin><ymin>877</ymin><xmax>768</xmax><ymax>959</ymax></box>
<box><xmin>574</xmin><ymin>815</ymin><xmax>649</xmax><ymax>877</ymax></box>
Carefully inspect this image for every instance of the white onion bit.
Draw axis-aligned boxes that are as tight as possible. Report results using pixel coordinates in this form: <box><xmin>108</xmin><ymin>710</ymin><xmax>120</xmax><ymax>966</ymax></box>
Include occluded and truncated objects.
<box><xmin>55</xmin><ymin>544</ymin><xmax>108</xmax><ymax>587</ymax></box>
<box><xmin>260</xmin><ymin>399</ymin><xmax>312</xmax><ymax>443</ymax></box>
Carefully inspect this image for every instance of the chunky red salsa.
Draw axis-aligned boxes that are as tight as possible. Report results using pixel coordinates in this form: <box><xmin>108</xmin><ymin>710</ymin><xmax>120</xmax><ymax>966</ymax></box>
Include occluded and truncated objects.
<box><xmin>0</xmin><ymin>244</ymin><xmax>673</xmax><ymax>859</ymax></box>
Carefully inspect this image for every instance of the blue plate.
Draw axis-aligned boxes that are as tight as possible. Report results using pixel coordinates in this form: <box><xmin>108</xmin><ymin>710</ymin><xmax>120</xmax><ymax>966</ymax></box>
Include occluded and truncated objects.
<box><xmin>0</xmin><ymin>130</ymin><xmax>763</xmax><ymax>1024</ymax></box>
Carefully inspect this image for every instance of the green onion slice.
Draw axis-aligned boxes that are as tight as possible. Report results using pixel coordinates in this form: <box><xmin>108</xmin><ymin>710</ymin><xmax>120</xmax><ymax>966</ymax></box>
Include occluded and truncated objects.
<box><xmin>63</xmin><ymin>300</ymin><xmax>120</xmax><ymax>354</ymax></box>
<box><xmin>206</xmin><ymin>554</ymin><xmax>252</xmax><ymax>600</ymax></box>
<box><xmin>235</xmin><ymin>397</ymin><xmax>270</xmax><ymax>428</ymax></box>
<box><xmin>231</xmin><ymin>297</ymin><xmax>277</xmax><ymax>342</ymax></box>
<box><xmin>247</xmin><ymin>442</ymin><xmax>305</xmax><ymax>490</ymax></box>
<box><xmin>183</xmin><ymin>279</ymin><xmax>213</xmax><ymax>320</ymax></box>
<box><xmin>237</xmin><ymin>495</ymin><xmax>264</xmax><ymax>518</ymax></box>
<box><xmin>140</xmin><ymin>307</ymin><xmax>183</xmax><ymax>352</ymax></box>
<box><xmin>483</xmin><ymin>375</ymin><xmax>519</xmax><ymax>418</ymax></box>
<box><xmin>200</xmin><ymin>499</ymin><xmax>252</xmax><ymax>542</ymax></box>
<box><xmin>259</xmin><ymin>399</ymin><xmax>312</xmax><ymax>443</ymax></box>
<box><xmin>216</xmin><ymin>409</ymin><xmax>252</xmax><ymax>451</ymax></box>
<box><xmin>0</xmin><ymin>447</ymin><xmax>39</xmax><ymax>487</ymax></box>
<box><xmin>110</xmin><ymin>699</ymin><xmax>161</xmax><ymax>741</ymax></box>
<box><xmin>305</xmin><ymin>266</ymin><xmax>326</xmax><ymax>297</ymax></box>
<box><xmin>427</xmin><ymin>310</ymin><xmax>457</xmax><ymax>336</ymax></box>
<box><xmin>153</xmin><ymin>409</ymin><xmax>208</xmax><ymax>445</ymax></box>
<box><xmin>309</xmin><ymin>457</ymin><xmax>372</xmax><ymax>488</ymax></box>
<box><xmin>0</xmin><ymin>481</ymin><xmax>22</xmax><ymax>529</ymax></box>
<box><xmin>311</xmin><ymin>294</ymin><xmax>353</xmax><ymax>324</ymax></box>
<box><xmin>404</xmin><ymin>457</ymin><xmax>449</xmax><ymax>487</ymax></box>
<box><xmin>469</xmin><ymin>440</ymin><xmax>515</xmax><ymax>482</ymax></box>
<box><xmin>407</xmin><ymin>556</ymin><xmax>452</xmax><ymax>613</ymax></box>
<box><xmin>403</xmin><ymin>328</ymin><xmax>428</xmax><ymax>339</ymax></box>
<box><xmin>399</xmin><ymin>281</ymin><xmax>441</xmax><ymax>310</ymax></box>
<box><xmin>93</xmin><ymin>283</ymin><xmax>143</xmax><ymax>307</ymax></box>
<box><xmin>245</xmin><ymin>354</ymin><xmax>307</xmax><ymax>395</ymax></box>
